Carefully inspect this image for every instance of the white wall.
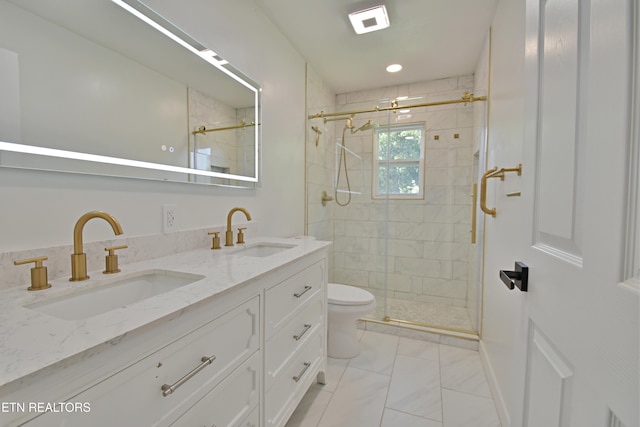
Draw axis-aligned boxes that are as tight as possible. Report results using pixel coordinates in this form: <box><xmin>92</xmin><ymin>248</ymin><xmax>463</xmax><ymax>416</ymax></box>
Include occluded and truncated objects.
<box><xmin>479</xmin><ymin>0</ymin><xmax>526</xmax><ymax>425</ymax></box>
<box><xmin>0</xmin><ymin>0</ymin><xmax>306</xmax><ymax>254</ymax></box>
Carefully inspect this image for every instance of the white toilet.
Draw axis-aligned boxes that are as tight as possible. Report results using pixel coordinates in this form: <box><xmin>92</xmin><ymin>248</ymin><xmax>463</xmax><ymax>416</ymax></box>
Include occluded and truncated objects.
<box><xmin>327</xmin><ymin>283</ymin><xmax>376</xmax><ymax>358</ymax></box>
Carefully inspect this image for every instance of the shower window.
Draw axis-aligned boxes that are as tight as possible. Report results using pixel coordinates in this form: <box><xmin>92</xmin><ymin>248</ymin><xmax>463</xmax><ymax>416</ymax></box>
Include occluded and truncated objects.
<box><xmin>373</xmin><ymin>122</ymin><xmax>425</xmax><ymax>199</ymax></box>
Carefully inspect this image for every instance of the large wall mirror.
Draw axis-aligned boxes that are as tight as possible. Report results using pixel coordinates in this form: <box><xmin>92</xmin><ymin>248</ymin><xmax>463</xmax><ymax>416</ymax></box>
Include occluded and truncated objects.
<box><xmin>0</xmin><ymin>0</ymin><xmax>261</xmax><ymax>187</ymax></box>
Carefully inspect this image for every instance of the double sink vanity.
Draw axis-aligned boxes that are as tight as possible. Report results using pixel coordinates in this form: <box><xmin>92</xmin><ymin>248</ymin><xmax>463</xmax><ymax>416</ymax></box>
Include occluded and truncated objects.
<box><xmin>0</xmin><ymin>211</ymin><xmax>330</xmax><ymax>427</ymax></box>
<box><xmin>2</xmin><ymin>0</ymin><xmax>329</xmax><ymax>424</ymax></box>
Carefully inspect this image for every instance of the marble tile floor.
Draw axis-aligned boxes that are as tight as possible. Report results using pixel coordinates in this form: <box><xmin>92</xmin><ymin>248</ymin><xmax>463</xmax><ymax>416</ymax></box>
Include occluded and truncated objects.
<box><xmin>285</xmin><ymin>330</ymin><xmax>500</xmax><ymax>427</ymax></box>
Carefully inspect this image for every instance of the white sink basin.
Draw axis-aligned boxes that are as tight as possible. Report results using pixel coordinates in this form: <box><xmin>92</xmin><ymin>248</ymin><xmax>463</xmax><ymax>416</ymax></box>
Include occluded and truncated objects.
<box><xmin>25</xmin><ymin>269</ymin><xmax>204</xmax><ymax>321</ymax></box>
<box><xmin>237</xmin><ymin>243</ymin><xmax>296</xmax><ymax>258</ymax></box>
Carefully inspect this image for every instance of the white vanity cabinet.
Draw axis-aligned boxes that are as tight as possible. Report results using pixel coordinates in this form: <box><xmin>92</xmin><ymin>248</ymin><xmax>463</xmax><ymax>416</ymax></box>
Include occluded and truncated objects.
<box><xmin>23</xmin><ymin>296</ymin><xmax>260</xmax><ymax>427</ymax></box>
<box><xmin>265</xmin><ymin>260</ymin><xmax>327</xmax><ymax>427</ymax></box>
<box><xmin>0</xmin><ymin>242</ymin><xmax>329</xmax><ymax>427</ymax></box>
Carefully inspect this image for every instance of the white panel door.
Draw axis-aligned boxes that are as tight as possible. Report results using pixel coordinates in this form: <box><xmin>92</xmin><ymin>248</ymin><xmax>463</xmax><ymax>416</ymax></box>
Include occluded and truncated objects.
<box><xmin>509</xmin><ymin>0</ymin><xmax>639</xmax><ymax>426</ymax></box>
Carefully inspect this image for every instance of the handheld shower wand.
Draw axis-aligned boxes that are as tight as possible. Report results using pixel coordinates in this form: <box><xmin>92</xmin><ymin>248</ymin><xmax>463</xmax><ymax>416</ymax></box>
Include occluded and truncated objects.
<box><xmin>334</xmin><ymin>117</ymin><xmax>378</xmax><ymax>206</ymax></box>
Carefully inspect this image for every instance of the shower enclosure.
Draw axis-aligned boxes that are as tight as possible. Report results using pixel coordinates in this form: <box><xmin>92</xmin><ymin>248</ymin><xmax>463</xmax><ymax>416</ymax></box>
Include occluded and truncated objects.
<box><xmin>306</xmin><ymin>68</ymin><xmax>488</xmax><ymax>335</ymax></box>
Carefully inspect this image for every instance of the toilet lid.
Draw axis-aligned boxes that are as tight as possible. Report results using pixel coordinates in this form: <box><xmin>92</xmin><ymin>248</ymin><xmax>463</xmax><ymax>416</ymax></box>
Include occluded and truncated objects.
<box><xmin>328</xmin><ymin>283</ymin><xmax>375</xmax><ymax>306</ymax></box>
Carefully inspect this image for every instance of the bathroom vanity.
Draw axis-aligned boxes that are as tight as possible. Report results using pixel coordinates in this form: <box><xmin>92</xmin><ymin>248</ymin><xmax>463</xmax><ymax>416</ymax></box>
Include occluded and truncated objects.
<box><xmin>0</xmin><ymin>238</ymin><xmax>330</xmax><ymax>427</ymax></box>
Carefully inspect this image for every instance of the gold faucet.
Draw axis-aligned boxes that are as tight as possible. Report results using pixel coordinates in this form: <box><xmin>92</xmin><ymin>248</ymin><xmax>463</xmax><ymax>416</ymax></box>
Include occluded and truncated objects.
<box><xmin>71</xmin><ymin>211</ymin><xmax>123</xmax><ymax>281</ymax></box>
<box><xmin>225</xmin><ymin>207</ymin><xmax>251</xmax><ymax>246</ymax></box>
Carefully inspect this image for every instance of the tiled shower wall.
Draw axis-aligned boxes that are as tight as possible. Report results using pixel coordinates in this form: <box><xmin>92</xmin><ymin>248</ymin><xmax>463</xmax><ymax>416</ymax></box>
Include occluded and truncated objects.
<box><xmin>331</xmin><ymin>76</ymin><xmax>476</xmax><ymax>308</ymax></box>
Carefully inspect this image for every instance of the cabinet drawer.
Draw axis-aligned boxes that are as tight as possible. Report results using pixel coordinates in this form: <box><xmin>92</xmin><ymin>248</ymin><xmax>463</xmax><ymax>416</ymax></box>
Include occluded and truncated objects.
<box><xmin>171</xmin><ymin>351</ymin><xmax>260</xmax><ymax>427</ymax></box>
<box><xmin>265</xmin><ymin>261</ymin><xmax>324</xmax><ymax>339</ymax></box>
<box><xmin>265</xmin><ymin>294</ymin><xmax>324</xmax><ymax>390</ymax></box>
<box><xmin>265</xmin><ymin>332</ymin><xmax>324</xmax><ymax>427</ymax></box>
<box><xmin>25</xmin><ymin>296</ymin><xmax>259</xmax><ymax>427</ymax></box>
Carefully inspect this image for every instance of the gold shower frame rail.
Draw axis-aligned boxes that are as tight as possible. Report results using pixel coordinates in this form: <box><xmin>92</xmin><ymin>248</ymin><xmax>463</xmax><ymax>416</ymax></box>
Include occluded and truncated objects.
<box><xmin>192</xmin><ymin>121</ymin><xmax>257</xmax><ymax>135</ymax></box>
<box><xmin>381</xmin><ymin>316</ymin><xmax>479</xmax><ymax>337</ymax></box>
<box><xmin>307</xmin><ymin>92</ymin><xmax>486</xmax><ymax>120</ymax></box>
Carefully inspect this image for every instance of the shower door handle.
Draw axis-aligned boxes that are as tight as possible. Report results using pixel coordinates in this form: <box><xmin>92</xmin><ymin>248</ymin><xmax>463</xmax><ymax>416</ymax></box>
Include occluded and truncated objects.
<box><xmin>480</xmin><ymin>164</ymin><xmax>523</xmax><ymax>218</ymax></box>
<box><xmin>480</xmin><ymin>167</ymin><xmax>499</xmax><ymax>217</ymax></box>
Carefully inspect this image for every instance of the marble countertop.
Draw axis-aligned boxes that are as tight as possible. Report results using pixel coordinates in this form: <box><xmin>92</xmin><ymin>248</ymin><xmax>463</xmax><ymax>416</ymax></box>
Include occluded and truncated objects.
<box><xmin>0</xmin><ymin>237</ymin><xmax>330</xmax><ymax>388</ymax></box>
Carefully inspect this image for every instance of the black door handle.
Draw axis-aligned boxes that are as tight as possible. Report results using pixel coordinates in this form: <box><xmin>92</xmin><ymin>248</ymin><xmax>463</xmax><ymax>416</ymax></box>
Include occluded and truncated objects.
<box><xmin>499</xmin><ymin>262</ymin><xmax>528</xmax><ymax>292</ymax></box>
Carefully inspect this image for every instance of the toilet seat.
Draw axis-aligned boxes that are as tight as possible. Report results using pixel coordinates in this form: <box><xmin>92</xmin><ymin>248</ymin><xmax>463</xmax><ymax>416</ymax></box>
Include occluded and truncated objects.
<box><xmin>328</xmin><ymin>283</ymin><xmax>375</xmax><ymax>306</ymax></box>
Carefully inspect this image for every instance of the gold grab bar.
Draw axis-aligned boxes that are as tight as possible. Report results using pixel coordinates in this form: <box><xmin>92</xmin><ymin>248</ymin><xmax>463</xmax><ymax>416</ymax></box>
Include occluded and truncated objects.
<box><xmin>480</xmin><ymin>164</ymin><xmax>522</xmax><ymax>217</ymax></box>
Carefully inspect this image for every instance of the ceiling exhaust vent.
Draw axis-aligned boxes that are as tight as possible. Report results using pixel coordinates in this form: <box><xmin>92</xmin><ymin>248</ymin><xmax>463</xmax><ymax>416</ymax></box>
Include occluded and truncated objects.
<box><xmin>348</xmin><ymin>5</ymin><xmax>390</xmax><ymax>34</ymax></box>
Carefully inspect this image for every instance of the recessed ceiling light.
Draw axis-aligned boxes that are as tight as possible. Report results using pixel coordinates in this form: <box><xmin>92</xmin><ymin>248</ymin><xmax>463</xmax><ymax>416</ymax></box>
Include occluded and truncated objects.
<box><xmin>349</xmin><ymin>5</ymin><xmax>390</xmax><ymax>35</ymax></box>
<box><xmin>386</xmin><ymin>63</ymin><xmax>402</xmax><ymax>73</ymax></box>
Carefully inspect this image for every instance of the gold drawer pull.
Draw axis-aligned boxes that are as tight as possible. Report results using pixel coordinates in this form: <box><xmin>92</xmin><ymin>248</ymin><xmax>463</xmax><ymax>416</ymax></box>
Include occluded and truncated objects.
<box><xmin>293</xmin><ymin>324</ymin><xmax>312</xmax><ymax>341</ymax></box>
<box><xmin>161</xmin><ymin>355</ymin><xmax>216</xmax><ymax>397</ymax></box>
<box><xmin>293</xmin><ymin>285</ymin><xmax>312</xmax><ymax>298</ymax></box>
<box><xmin>293</xmin><ymin>362</ymin><xmax>311</xmax><ymax>383</ymax></box>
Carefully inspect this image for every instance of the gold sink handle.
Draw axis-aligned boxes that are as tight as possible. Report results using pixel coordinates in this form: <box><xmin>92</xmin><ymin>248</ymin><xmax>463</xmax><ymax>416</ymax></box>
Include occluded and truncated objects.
<box><xmin>208</xmin><ymin>231</ymin><xmax>221</xmax><ymax>250</ymax></box>
<box><xmin>104</xmin><ymin>245</ymin><xmax>128</xmax><ymax>274</ymax></box>
<box><xmin>237</xmin><ymin>227</ymin><xmax>247</xmax><ymax>244</ymax></box>
<box><xmin>14</xmin><ymin>256</ymin><xmax>52</xmax><ymax>291</ymax></box>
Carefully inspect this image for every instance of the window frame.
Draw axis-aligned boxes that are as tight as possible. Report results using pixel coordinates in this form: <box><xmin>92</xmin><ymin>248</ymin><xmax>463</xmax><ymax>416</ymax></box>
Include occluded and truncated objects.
<box><xmin>372</xmin><ymin>122</ymin><xmax>426</xmax><ymax>200</ymax></box>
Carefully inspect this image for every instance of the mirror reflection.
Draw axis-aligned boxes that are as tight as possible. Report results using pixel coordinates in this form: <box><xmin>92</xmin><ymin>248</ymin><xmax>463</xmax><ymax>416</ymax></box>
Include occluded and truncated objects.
<box><xmin>0</xmin><ymin>0</ymin><xmax>261</xmax><ymax>186</ymax></box>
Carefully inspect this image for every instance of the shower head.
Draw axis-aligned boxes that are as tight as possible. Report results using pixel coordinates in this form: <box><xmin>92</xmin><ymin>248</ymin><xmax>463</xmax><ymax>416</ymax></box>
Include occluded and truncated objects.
<box><xmin>352</xmin><ymin>120</ymin><xmax>377</xmax><ymax>133</ymax></box>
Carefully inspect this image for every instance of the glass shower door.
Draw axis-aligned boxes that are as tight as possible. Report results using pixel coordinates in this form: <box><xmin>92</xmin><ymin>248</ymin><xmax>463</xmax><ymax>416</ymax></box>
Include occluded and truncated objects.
<box><xmin>376</xmin><ymin>103</ymin><xmax>478</xmax><ymax>333</ymax></box>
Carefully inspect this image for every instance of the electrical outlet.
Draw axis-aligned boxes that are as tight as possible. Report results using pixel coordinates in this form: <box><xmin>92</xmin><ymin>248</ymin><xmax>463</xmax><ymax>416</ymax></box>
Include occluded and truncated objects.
<box><xmin>162</xmin><ymin>204</ymin><xmax>176</xmax><ymax>232</ymax></box>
